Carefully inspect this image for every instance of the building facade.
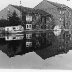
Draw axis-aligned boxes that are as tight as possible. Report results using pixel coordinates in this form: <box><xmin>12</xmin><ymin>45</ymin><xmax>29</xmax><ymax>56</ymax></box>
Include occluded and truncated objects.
<box><xmin>34</xmin><ymin>0</ymin><xmax>72</xmax><ymax>28</ymax></box>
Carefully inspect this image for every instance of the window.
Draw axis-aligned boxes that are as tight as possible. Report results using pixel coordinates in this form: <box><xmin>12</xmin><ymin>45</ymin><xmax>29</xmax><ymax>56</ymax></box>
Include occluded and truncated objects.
<box><xmin>27</xmin><ymin>25</ymin><xmax>29</xmax><ymax>28</ymax></box>
<box><xmin>26</xmin><ymin>24</ymin><xmax>32</xmax><ymax>30</ymax></box>
<box><xmin>26</xmin><ymin>15</ymin><xmax>32</xmax><ymax>22</ymax></box>
<box><xmin>60</xmin><ymin>11</ymin><xmax>62</xmax><ymax>14</ymax></box>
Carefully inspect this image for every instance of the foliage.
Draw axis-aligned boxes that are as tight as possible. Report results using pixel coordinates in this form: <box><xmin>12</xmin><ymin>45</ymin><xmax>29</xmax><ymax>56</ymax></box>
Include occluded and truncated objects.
<box><xmin>0</xmin><ymin>19</ymin><xmax>9</xmax><ymax>27</ymax></box>
<box><xmin>7</xmin><ymin>11</ymin><xmax>21</xmax><ymax>26</ymax></box>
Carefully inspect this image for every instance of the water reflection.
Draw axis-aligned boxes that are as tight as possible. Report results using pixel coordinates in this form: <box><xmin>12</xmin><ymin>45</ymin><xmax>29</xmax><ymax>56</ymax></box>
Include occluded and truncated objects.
<box><xmin>5</xmin><ymin>34</ymin><xmax>24</xmax><ymax>41</ymax></box>
<box><xmin>0</xmin><ymin>31</ymin><xmax>71</xmax><ymax>60</ymax></box>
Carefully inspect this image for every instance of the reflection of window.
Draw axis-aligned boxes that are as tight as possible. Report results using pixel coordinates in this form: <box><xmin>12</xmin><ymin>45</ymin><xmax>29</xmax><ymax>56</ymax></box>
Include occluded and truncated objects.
<box><xmin>36</xmin><ymin>41</ymin><xmax>40</xmax><ymax>47</ymax></box>
<box><xmin>5</xmin><ymin>35</ymin><xmax>24</xmax><ymax>41</ymax></box>
<box><xmin>26</xmin><ymin>42</ymin><xmax>32</xmax><ymax>47</ymax></box>
<box><xmin>26</xmin><ymin>34</ymin><xmax>32</xmax><ymax>39</ymax></box>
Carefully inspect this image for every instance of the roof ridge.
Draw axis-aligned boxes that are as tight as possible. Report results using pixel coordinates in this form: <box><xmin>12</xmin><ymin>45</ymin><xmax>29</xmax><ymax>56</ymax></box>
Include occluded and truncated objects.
<box><xmin>47</xmin><ymin>0</ymin><xmax>63</xmax><ymax>7</ymax></box>
<box><xmin>34</xmin><ymin>0</ymin><xmax>57</xmax><ymax>9</ymax></box>
<box><xmin>34</xmin><ymin>0</ymin><xmax>63</xmax><ymax>9</ymax></box>
<box><xmin>47</xmin><ymin>0</ymin><xmax>70</xmax><ymax>8</ymax></box>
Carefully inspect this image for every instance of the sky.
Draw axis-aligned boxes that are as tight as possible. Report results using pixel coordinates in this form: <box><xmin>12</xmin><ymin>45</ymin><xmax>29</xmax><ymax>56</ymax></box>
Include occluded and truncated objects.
<box><xmin>0</xmin><ymin>0</ymin><xmax>72</xmax><ymax>11</ymax></box>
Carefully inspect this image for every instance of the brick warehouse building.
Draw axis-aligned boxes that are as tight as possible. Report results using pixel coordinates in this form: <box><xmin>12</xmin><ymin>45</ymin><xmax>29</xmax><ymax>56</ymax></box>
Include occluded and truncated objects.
<box><xmin>34</xmin><ymin>0</ymin><xmax>72</xmax><ymax>25</ymax></box>
<box><xmin>0</xmin><ymin>0</ymin><xmax>72</xmax><ymax>33</ymax></box>
<box><xmin>0</xmin><ymin>0</ymin><xmax>70</xmax><ymax>29</ymax></box>
<box><xmin>0</xmin><ymin>4</ymin><xmax>53</xmax><ymax>30</ymax></box>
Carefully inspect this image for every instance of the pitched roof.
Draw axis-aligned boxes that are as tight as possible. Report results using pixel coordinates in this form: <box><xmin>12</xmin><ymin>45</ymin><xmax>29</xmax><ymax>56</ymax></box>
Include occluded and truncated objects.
<box><xmin>47</xmin><ymin>0</ymin><xmax>71</xmax><ymax>10</ymax></box>
<box><xmin>34</xmin><ymin>0</ymin><xmax>56</xmax><ymax>9</ymax></box>
<box><xmin>11</xmin><ymin>5</ymin><xmax>33</xmax><ymax>12</ymax></box>
<box><xmin>11</xmin><ymin>5</ymin><xmax>50</xmax><ymax>16</ymax></box>
<box><xmin>34</xmin><ymin>0</ymin><xmax>69</xmax><ymax>10</ymax></box>
<box><xmin>47</xmin><ymin>0</ymin><xmax>64</xmax><ymax>8</ymax></box>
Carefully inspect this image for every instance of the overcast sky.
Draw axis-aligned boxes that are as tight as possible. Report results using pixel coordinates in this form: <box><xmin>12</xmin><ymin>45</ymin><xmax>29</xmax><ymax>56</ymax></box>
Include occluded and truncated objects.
<box><xmin>0</xmin><ymin>0</ymin><xmax>72</xmax><ymax>11</ymax></box>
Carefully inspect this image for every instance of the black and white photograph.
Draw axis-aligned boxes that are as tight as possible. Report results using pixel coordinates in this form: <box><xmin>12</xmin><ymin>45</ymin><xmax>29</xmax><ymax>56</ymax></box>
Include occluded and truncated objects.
<box><xmin>0</xmin><ymin>0</ymin><xmax>72</xmax><ymax>71</ymax></box>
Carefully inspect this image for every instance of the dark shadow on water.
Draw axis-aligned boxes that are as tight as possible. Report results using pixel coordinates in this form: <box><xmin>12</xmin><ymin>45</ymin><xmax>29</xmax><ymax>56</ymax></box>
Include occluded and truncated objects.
<box><xmin>0</xmin><ymin>31</ymin><xmax>71</xmax><ymax>60</ymax></box>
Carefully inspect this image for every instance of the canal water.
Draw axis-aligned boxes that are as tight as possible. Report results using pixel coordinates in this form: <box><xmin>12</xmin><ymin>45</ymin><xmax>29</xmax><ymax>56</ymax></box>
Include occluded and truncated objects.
<box><xmin>0</xmin><ymin>30</ymin><xmax>70</xmax><ymax>60</ymax></box>
<box><xmin>0</xmin><ymin>30</ymin><xmax>71</xmax><ymax>69</ymax></box>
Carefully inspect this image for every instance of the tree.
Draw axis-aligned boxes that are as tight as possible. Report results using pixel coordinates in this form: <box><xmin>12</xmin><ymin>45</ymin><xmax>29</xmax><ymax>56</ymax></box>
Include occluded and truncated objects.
<box><xmin>0</xmin><ymin>19</ymin><xmax>9</xmax><ymax>27</ymax></box>
<box><xmin>7</xmin><ymin>11</ymin><xmax>21</xmax><ymax>26</ymax></box>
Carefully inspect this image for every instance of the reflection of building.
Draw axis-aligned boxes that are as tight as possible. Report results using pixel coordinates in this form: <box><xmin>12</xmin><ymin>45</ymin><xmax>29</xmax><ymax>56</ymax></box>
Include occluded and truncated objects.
<box><xmin>5</xmin><ymin>34</ymin><xmax>24</xmax><ymax>41</ymax></box>
<box><xmin>26</xmin><ymin>33</ymin><xmax>32</xmax><ymax>47</ymax></box>
<box><xmin>26</xmin><ymin>33</ymin><xmax>32</xmax><ymax>39</ymax></box>
<box><xmin>26</xmin><ymin>42</ymin><xmax>32</xmax><ymax>47</ymax></box>
<box><xmin>5</xmin><ymin>25</ymin><xmax>24</xmax><ymax>33</ymax></box>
